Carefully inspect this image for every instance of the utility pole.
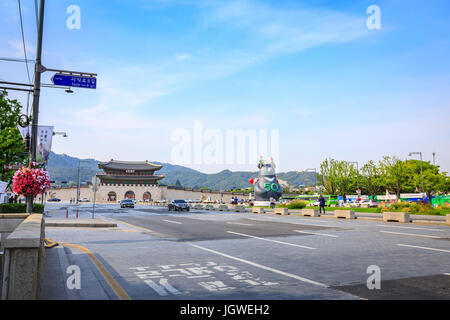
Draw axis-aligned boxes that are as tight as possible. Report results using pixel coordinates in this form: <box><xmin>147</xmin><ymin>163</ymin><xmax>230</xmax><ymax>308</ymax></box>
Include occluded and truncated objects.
<box><xmin>27</xmin><ymin>0</ymin><xmax>45</xmax><ymax>214</ymax></box>
<box><xmin>432</xmin><ymin>152</ymin><xmax>436</xmax><ymax>166</ymax></box>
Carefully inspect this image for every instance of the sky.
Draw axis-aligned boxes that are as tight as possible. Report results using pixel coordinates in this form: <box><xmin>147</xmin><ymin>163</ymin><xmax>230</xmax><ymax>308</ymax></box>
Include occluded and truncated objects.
<box><xmin>1</xmin><ymin>0</ymin><xmax>449</xmax><ymax>174</ymax></box>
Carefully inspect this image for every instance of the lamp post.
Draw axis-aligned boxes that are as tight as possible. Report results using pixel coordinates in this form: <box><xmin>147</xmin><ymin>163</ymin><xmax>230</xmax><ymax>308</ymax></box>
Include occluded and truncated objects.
<box><xmin>408</xmin><ymin>152</ymin><xmax>424</xmax><ymax>194</ymax></box>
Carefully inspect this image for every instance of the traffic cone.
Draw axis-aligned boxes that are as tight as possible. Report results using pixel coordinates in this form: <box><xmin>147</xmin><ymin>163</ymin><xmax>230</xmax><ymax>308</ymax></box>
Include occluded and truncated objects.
<box><xmin>76</xmin><ymin>209</ymin><xmax>79</xmax><ymax>219</ymax></box>
<box><xmin>66</xmin><ymin>209</ymin><xmax>68</xmax><ymax>219</ymax></box>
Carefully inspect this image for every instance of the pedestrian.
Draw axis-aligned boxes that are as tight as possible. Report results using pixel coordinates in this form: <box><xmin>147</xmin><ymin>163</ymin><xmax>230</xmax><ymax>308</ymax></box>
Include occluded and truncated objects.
<box><xmin>318</xmin><ymin>195</ymin><xmax>326</xmax><ymax>215</ymax></box>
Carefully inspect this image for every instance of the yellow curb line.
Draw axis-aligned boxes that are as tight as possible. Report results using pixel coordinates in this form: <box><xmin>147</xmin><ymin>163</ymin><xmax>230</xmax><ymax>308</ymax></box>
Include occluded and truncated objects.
<box><xmin>45</xmin><ymin>238</ymin><xmax>58</xmax><ymax>248</ymax></box>
<box><xmin>60</xmin><ymin>242</ymin><xmax>131</xmax><ymax>300</ymax></box>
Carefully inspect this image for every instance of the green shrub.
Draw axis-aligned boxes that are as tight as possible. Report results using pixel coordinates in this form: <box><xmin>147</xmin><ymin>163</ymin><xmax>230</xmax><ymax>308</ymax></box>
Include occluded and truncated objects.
<box><xmin>286</xmin><ymin>200</ymin><xmax>308</xmax><ymax>210</ymax></box>
<box><xmin>0</xmin><ymin>203</ymin><xmax>44</xmax><ymax>214</ymax></box>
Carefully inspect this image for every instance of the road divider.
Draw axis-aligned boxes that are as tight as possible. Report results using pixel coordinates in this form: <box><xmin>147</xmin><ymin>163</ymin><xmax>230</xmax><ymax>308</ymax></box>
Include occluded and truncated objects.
<box><xmin>383</xmin><ymin>212</ymin><xmax>411</xmax><ymax>223</ymax></box>
<box><xmin>334</xmin><ymin>210</ymin><xmax>356</xmax><ymax>219</ymax></box>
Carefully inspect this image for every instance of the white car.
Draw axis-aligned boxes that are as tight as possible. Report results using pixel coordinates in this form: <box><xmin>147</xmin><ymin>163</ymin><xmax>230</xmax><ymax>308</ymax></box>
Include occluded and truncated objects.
<box><xmin>360</xmin><ymin>200</ymin><xmax>378</xmax><ymax>208</ymax></box>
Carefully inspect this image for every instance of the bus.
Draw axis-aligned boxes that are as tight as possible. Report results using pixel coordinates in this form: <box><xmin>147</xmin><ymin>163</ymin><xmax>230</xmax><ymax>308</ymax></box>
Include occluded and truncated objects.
<box><xmin>294</xmin><ymin>194</ymin><xmax>339</xmax><ymax>206</ymax></box>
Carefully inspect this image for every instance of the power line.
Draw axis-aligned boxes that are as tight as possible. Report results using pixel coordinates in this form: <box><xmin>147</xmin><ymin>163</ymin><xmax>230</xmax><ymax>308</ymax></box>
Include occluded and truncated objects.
<box><xmin>0</xmin><ymin>57</ymin><xmax>35</xmax><ymax>63</ymax></box>
<box><xmin>17</xmin><ymin>0</ymin><xmax>32</xmax><ymax>84</ymax></box>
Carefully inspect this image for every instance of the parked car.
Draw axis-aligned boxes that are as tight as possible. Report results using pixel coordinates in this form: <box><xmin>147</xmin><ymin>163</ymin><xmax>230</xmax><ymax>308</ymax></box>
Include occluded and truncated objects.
<box><xmin>47</xmin><ymin>198</ymin><xmax>61</xmax><ymax>202</ymax></box>
<box><xmin>360</xmin><ymin>200</ymin><xmax>379</xmax><ymax>208</ymax></box>
<box><xmin>79</xmin><ymin>198</ymin><xmax>90</xmax><ymax>202</ymax></box>
<box><xmin>168</xmin><ymin>199</ymin><xmax>190</xmax><ymax>212</ymax></box>
<box><xmin>120</xmin><ymin>199</ymin><xmax>135</xmax><ymax>208</ymax></box>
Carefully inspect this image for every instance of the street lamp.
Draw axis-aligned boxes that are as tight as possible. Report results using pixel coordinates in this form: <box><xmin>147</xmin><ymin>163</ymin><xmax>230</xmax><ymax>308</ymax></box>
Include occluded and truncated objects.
<box><xmin>53</xmin><ymin>131</ymin><xmax>68</xmax><ymax>138</ymax></box>
<box><xmin>408</xmin><ymin>152</ymin><xmax>424</xmax><ymax>193</ymax></box>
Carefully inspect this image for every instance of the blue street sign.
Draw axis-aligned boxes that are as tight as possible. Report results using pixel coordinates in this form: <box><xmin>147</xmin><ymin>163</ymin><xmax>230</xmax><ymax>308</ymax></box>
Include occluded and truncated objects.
<box><xmin>51</xmin><ymin>74</ymin><xmax>97</xmax><ymax>89</ymax></box>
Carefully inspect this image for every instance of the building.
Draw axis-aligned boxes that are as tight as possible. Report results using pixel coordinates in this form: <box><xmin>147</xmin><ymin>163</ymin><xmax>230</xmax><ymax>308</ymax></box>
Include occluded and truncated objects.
<box><xmin>46</xmin><ymin>160</ymin><xmax>249</xmax><ymax>204</ymax></box>
<box><xmin>97</xmin><ymin>160</ymin><xmax>164</xmax><ymax>202</ymax></box>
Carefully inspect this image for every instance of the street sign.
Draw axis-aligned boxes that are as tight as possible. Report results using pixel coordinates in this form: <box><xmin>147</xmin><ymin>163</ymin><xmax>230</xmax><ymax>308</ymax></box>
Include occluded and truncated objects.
<box><xmin>51</xmin><ymin>74</ymin><xmax>97</xmax><ymax>89</ymax></box>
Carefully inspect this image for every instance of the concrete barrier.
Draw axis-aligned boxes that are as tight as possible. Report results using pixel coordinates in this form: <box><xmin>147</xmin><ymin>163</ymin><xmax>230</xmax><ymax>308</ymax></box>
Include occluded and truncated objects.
<box><xmin>205</xmin><ymin>205</ymin><xmax>214</xmax><ymax>211</ymax></box>
<box><xmin>193</xmin><ymin>204</ymin><xmax>204</xmax><ymax>210</ymax></box>
<box><xmin>218</xmin><ymin>205</ymin><xmax>229</xmax><ymax>212</ymax></box>
<box><xmin>234</xmin><ymin>206</ymin><xmax>246</xmax><ymax>212</ymax></box>
<box><xmin>1</xmin><ymin>214</ymin><xmax>45</xmax><ymax>300</ymax></box>
<box><xmin>383</xmin><ymin>212</ymin><xmax>411</xmax><ymax>223</ymax></box>
<box><xmin>334</xmin><ymin>210</ymin><xmax>356</xmax><ymax>219</ymax></box>
<box><xmin>274</xmin><ymin>208</ymin><xmax>289</xmax><ymax>215</ymax></box>
<box><xmin>301</xmin><ymin>209</ymin><xmax>320</xmax><ymax>217</ymax></box>
<box><xmin>252</xmin><ymin>207</ymin><xmax>264</xmax><ymax>214</ymax></box>
<box><xmin>447</xmin><ymin>214</ymin><xmax>450</xmax><ymax>226</ymax></box>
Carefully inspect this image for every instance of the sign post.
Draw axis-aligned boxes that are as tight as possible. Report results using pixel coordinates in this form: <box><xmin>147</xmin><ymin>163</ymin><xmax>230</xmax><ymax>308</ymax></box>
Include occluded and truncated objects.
<box><xmin>92</xmin><ymin>176</ymin><xmax>100</xmax><ymax>219</ymax></box>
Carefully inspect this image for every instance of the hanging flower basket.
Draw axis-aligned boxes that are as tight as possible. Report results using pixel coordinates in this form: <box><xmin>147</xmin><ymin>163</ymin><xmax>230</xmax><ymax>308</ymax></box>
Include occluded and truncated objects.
<box><xmin>12</xmin><ymin>162</ymin><xmax>51</xmax><ymax>198</ymax></box>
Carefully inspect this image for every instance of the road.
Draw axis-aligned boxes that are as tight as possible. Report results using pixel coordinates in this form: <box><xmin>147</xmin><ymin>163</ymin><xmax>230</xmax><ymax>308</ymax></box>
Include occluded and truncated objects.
<box><xmin>42</xmin><ymin>203</ymin><xmax>450</xmax><ymax>300</ymax></box>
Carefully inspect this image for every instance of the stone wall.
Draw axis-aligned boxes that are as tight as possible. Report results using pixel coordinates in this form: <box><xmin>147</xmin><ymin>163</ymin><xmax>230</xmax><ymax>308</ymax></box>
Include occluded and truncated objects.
<box><xmin>47</xmin><ymin>185</ymin><xmax>252</xmax><ymax>204</ymax></box>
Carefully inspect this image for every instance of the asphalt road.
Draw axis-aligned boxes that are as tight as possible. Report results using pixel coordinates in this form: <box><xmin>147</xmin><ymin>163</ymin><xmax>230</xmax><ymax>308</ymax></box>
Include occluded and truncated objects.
<box><xmin>43</xmin><ymin>203</ymin><xmax>450</xmax><ymax>300</ymax></box>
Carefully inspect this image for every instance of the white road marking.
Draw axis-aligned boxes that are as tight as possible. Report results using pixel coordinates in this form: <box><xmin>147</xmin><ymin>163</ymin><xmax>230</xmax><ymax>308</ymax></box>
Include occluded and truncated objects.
<box><xmin>379</xmin><ymin>231</ymin><xmax>441</xmax><ymax>239</ymax></box>
<box><xmin>397</xmin><ymin>244</ymin><xmax>450</xmax><ymax>253</ymax></box>
<box><xmin>226</xmin><ymin>231</ymin><xmax>316</xmax><ymax>250</ymax></box>
<box><xmin>226</xmin><ymin>222</ymin><xmax>253</xmax><ymax>226</ymax></box>
<box><xmin>294</xmin><ymin>222</ymin><xmax>337</xmax><ymax>228</ymax></box>
<box><xmin>444</xmin><ymin>273</ymin><xmax>450</xmax><ymax>276</ymax></box>
<box><xmin>190</xmin><ymin>244</ymin><xmax>327</xmax><ymax>288</ymax></box>
<box><xmin>162</xmin><ymin>220</ymin><xmax>182</xmax><ymax>225</ymax></box>
<box><xmin>293</xmin><ymin>230</ymin><xmax>339</xmax><ymax>238</ymax></box>
<box><xmin>376</xmin><ymin>225</ymin><xmax>446</xmax><ymax>232</ymax></box>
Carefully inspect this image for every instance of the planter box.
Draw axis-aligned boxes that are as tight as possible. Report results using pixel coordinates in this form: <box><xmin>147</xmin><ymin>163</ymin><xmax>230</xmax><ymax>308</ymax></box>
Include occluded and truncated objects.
<box><xmin>193</xmin><ymin>205</ymin><xmax>204</xmax><ymax>210</ymax></box>
<box><xmin>447</xmin><ymin>214</ymin><xmax>450</xmax><ymax>226</ymax></box>
<box><xmin>234</xmin><ymin>206</ymin><xmax>246</xmax><ymax>212</ymax></box>
<box><xmin>218</xmin><ymin>205</ymin><xmax>229</xmax><ymax>212</ymax></box>
<box><xmin>383</xmin><ymin>212</ymin><xmax>410</xmax><ymax>223</ymax></box>
<box><xmin>252</xmin><ymin>207</ymin><xmax>264</xmax><ymax>214</ymax></box>
<box><xmin>301</xmin><ymin>209</ymin><xmax>320</xmax><ymax>217</ymax></box>
<box><xmin>334</xmin><ymin>210</ymin><xmax>356</xmax><ymax>219</ymax></box>
<box><xmin>205</xmin><ymin>205</ymin><xmax>214</xmax><ymax>211</ymax></box>
<box><xmin>274</xmin><ymin>208</ymin><xmax>289</xmax><ymax>215</ymax></box>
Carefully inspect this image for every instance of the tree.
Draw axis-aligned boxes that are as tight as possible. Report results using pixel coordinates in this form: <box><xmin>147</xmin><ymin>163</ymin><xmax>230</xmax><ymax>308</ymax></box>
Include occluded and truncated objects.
<box><xmin>0</xmin><ymin>91</ymin><xmax>28</xmax><ymax>182</ymax></box>
<box><xmin>379</xmin><ymin>156</ymin><xmax>407</xmax><ymax>198</ymax></box>
<box><xmin>319</xmin><ymin>158</ymin><xmax>338</xmax><ymax>195</ymax></box>
<box><xmin>334</xmin><ymin>161</ymin><xmax>357</xmax><ymax>200</ymax></box>
<box><xmin>360</xmin><ymin>160</ymin><xmax>384</xmax><ymax>198</ymax></box>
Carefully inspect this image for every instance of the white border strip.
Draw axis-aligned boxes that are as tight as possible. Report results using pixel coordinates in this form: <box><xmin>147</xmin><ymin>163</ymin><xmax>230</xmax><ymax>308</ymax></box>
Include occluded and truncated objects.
<box><xmin>294</xmin><ymin>230</ymin><xmax>339</xmax><ymax>238</ymax></box>
<box><xmin>379</xmin><ymin>231</ymin><xmax>441</xmax><ymax>239</ymax></box>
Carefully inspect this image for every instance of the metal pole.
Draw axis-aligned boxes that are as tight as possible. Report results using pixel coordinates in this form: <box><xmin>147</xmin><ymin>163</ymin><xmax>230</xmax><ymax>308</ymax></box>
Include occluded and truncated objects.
<box><xmin>76</xmin><ymin>160</ymin><xmax>81</xmax><ymax>204</ymax></box>
<box><xmin>26</xmin><ymin>0</ymin><xmax>45</xmax><ymax>214</ymax></box>
<box><xmin>92</xmin><ymin>177</ymin><xmax>98</xmax><ymax>219</ymax></box>
<box><xmin>420</xmin><ymin>152</ymin><xmax>424</xmax><ymax>193</ymax></box>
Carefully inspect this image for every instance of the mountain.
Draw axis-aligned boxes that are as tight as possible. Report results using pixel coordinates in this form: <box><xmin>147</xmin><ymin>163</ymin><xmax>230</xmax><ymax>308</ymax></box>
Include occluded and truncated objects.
<box><xmin>46</xmin><ymin>152</ymin><xmax>317</xmax><ymax>190</ymax></box>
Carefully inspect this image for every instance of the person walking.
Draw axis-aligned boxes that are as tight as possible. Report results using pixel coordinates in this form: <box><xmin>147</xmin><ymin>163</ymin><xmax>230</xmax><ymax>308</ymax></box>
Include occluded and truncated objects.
<box><xmin>318</xmin><ymin>195</ymin><xmax>326</xmax><ymax>215</ymax></box>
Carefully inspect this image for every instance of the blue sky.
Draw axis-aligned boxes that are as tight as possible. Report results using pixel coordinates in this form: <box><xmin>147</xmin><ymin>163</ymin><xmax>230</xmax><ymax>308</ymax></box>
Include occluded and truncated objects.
<box><xmin>1</xmin><ymin>0</ymin><xmax>450</xmax><ymax>174</ymax></box>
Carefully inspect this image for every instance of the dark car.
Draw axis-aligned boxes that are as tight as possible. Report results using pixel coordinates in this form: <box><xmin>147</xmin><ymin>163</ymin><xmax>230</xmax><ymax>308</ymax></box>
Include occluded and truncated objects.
<box><xmin>168</xmin><ymin>199</ymin><xmax>190</xmax><ymax>212</ymax></box>
<box><xmin>47</xmin><ymin>198</ymin><xmax>61</xmax><ymax>202</ymax></box>
<box><xmin>120</xmin><ymin>199</ymin><xmax>135</xmax><ymax>208</ymax></box>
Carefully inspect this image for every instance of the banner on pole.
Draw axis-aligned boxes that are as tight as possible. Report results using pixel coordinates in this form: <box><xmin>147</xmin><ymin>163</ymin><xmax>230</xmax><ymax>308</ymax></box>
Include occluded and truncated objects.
<box><xmin>18</xmin><ymin>125</ymin><xmax>54</xmax><ymax>164</ymax></box>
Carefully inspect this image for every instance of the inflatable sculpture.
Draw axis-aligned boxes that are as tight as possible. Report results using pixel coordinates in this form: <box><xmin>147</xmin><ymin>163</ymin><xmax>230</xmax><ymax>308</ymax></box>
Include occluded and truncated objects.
<box><xmin>249</xmin><ymin>157</ymin><xmax>283</xmax><ymax>207</ymax></box>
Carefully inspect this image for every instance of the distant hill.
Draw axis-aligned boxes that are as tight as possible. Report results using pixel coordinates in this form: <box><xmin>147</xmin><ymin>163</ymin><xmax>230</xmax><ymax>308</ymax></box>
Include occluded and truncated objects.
<box><xmin>46</xmin><ymin>152</ymin><xmax>317</xmax><ymax>190</ymax></box>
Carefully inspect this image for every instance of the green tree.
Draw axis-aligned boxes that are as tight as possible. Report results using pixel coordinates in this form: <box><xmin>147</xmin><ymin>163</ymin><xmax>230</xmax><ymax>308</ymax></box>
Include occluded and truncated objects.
<box><xmin>379</xmin><ymin>156</ymin><xmax>407</xmax><ymax>198</ymax></box>
<box><xmin>335</xmin><ymin>161</ymin><xmax>357</xmax><ymax>200</ymax></box>
<box><xmin>0</xmin><ymin>91</ymin><xmax>28</xmax><ymax>182</ymax></box>
<box><xmin>319</xmin><ymin>158</ymin><xmax>338</xmax><ymax>195</ymax></box>
<box><xmin>360</xmin><ymin>160</ymin><xmax>384</xmax><ymax>198</ymax></box>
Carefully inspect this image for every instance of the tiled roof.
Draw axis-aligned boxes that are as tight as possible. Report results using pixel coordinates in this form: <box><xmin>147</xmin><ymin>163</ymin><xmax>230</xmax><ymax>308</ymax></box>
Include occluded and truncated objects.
<box><xmin>98</xmin><ymin>160</ymin><xmax>163</xmax><ymax>171</ymax></box>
